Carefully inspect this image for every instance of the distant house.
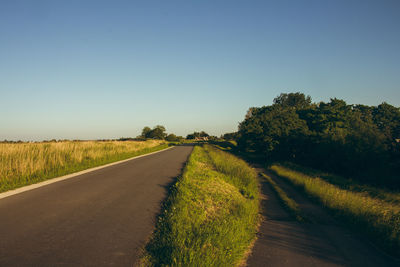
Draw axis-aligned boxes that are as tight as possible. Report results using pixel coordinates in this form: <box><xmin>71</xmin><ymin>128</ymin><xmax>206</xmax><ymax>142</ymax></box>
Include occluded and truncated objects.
<box><xmin>194</xmin><ymin>136</ymin><xmax>209</xmax><ymax>141</ymax></box>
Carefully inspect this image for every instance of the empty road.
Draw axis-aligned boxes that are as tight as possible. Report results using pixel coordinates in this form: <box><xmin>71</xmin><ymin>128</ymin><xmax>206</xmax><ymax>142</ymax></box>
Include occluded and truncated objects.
<box><xmin>0</xmin><ymin>145</ymin><xmax>193</xmax><ymax>266</ymax></box>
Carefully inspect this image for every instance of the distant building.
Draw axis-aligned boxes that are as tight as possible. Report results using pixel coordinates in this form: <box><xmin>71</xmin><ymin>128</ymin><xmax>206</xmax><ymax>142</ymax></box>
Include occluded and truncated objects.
<box><xmin>194</xmin><ymin>136</ymin><xmax>209</xmax><ymax>141</ymax></box>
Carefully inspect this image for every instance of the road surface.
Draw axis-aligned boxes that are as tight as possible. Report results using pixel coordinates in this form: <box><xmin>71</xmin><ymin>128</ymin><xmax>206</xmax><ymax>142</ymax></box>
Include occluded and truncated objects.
<box><xmin>0</xmin><ymin>145</ymin><xmax>193</xmax><ymax>266</ymax></box>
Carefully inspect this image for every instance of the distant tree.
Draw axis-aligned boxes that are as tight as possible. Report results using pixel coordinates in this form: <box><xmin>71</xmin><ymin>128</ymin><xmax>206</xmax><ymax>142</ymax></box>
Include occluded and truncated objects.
<box><xmin>199</xmin><ymin>131</ymin><xmax>209</xmax><ymax>137</ymax></box>
<box><xmin>223</xmin><ymin>132</ymin><xmax>238</xmax><ymax>140</ymax></box>
<box><xmin>155</xmin><ymin>125</ymin><xmax>166</xmax><ymax>133</ymax></box>
<box><xmin>186</xmin><ymin>133</ymin><xmax>196</xmax><ymax>139</ymax></box>
<box><xmin>141</xmin><ymin>126</ymin><xmax>152</xmax><ymax>138</ymax></box>
<box><xmin>166</xmin><ymin>134</ymin><xmax>182</xmax><ymax>142</ymax></box>
<box><xmin>118</xmin><ymin>137</ymin><xmax>136</xmax><ymax>141</ymax></box>
<box><xmin>148</xmin><ymin>125</ymin><xmax>167</xmax><ymax>139</ymax></box>
<box><xmin>186</xmin><ymin>131</ymin><xmax>209</xmax><ymax>139</ymax></box>
<box><xmin>141</xmin><ymin>125</ymin><xmax>167</xmax><ymax>139</ymax></box>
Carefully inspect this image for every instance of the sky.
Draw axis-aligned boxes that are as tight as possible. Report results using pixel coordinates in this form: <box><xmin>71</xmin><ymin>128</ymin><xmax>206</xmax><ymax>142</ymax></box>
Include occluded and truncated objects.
<box><xmin>1</xmin><ymin>0</ymin><xmax>399</xmax><ymax>141</ymax></box>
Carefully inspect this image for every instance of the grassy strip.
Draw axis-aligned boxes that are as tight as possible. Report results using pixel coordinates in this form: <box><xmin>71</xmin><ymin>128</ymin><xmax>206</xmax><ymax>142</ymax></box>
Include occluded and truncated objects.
<box><xmin>261</xmin><ymin>173</ymin><xmax>305</xmax><ymax>222</ymax></box>
<box><xmin>143</xmin><ymin>145</ymin><xmax>259</xmax><ymax>266</ymax></box>
<box><xmin>280</xmin><ymin>162</ymin><xmax>400</xmax><ymax>204</ymax></box>
<box><xmin>0</xmin><ymin>140</ymin><xmax>169</xmax><ymax>193</ymax></box>
<box><xmin>204</xmin><ymin>145</ymin><xmax>258</xmax><ymax>200</ymax></box>
<box><xmin>270</xmin><ymin>164</ymin><xmax>400</xmax><ymax>257</ymax></box>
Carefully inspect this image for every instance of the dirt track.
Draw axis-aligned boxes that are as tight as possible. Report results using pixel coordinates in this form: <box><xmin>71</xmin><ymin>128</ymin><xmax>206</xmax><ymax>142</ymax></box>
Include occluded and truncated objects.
<box><xmin>247</xmin><ymin>168</ymin><xmax>399</xmax><ymax>267</ymax></box>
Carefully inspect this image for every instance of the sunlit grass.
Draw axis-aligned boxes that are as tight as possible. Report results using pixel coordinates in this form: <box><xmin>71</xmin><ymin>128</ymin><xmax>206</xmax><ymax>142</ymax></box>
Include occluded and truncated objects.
<box><xmin>0</xmin><ymin>140</ymin><xmax>168</xmax><ymax>192</ymax></box>
<box><xmin>280</xmin><ymin>162</ymin><xmax>400</xmax><ymax>204</ymax></box>
<box><xmin>143</xmin><ymin>145</ymin><xmax>259</xmax><ymax>266</ymax></box>
<box><xmin>270</xmin><ymin>164</ymin><xmax>400</xmax><ymax>256</ymax></box>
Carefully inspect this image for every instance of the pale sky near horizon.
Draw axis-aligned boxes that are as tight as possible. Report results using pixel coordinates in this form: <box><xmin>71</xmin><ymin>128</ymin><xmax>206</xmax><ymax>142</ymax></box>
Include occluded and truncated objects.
<box><xmin>1</xmin><ymin>0</ymin><xmax>399</xmax><ymax>141</ymax></box>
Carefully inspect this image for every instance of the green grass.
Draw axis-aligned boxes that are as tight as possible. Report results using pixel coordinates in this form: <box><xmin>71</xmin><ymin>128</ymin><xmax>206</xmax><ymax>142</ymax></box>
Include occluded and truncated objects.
<box><xmin>261</xmin><ymin>173</ymin><xmax>305</xmax><ymax>222</ymax></box>
<box><xmin>0</xmin><ymin>140</ymin><xmax>169</xmax><ymax>193</ymax></box>
<box><xmin>280</xmin><ymin>162</ymin><xmax>400</xmax><ymax>204</ymax></box>
<box><xmin>270</xmin><ymin>163</ymin><xmax>400</xmax><ymax>257</ymax></box>
<box><xmin>142</xmin><ymin>145</ymin><xmax>259</xmax><ymax>266</ymax></box>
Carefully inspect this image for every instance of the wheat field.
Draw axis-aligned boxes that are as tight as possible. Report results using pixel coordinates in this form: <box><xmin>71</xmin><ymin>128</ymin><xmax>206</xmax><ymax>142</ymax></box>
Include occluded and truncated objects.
<box><xmin>0</xmin><ymin>140</ymin><xmax>167</xmax><ymax>192</ymax></box>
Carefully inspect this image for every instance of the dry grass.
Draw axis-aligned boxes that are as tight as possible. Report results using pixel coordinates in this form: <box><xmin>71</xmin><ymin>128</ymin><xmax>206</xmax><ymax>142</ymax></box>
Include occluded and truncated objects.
<box><xmin>0</xmin><ymin>140</ymin><xmax>167</xmax><ymax>192</ymax></box>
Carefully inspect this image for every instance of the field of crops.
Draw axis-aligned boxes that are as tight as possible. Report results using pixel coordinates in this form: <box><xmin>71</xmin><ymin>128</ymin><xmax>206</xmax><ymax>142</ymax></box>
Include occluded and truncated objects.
<box><xmin>0</xmin><ymin>140</ymin><xmax>168</xmax><ymax>192</ymax></box>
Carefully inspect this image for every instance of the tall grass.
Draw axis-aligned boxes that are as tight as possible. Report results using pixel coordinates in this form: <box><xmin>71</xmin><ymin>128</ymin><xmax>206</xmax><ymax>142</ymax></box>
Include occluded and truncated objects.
<box><xmin>280</xmin><ymin>162</ymin><xmax>400</xmax><ymax>204</ymax></box>
<box><xmin>270</xmin><ymin>164</ymin><xmax>400</xmax><ymax>256</ymax></box>
<box><xmin>204</xmin><ymin>145</ymin><xmax>258</xmax><ymax>199</ymax></box>
<box><xmin>0</xmin><ymin>140</ymin><xmax>168</xmax><ymax>192</ymax></box>
<box><xmin>143</xmin><ymin>145</ymin><xmax>259</xmax><ymax>266</ymax></box>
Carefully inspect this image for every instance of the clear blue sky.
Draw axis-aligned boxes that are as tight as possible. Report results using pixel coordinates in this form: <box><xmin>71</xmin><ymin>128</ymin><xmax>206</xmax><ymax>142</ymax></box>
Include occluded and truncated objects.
<box><xmin>1</xmin><ymin>0</ymin><xmax>399</xmax><ymax>141</ymax></box>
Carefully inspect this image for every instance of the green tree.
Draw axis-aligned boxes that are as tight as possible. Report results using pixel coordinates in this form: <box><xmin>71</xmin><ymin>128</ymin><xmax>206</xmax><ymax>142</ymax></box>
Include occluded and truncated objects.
<box><xmin>237</xmin><ymin>92</ymin><xmax>400</xmax><ymax>187</ymax></box>
<box><xmin>373</xmin><ymin>102</ymin><xmax>400</xmax><ymax>142</ymax></box>
<box><xmin>223</xmin><ymin>132</ymin><xmax>238</xmax><ymax>140</ymax></box>
<box><xmin>141</xmin><ymin>126</ymin><xmax>152</xmax><ymax>138</ymax></box>
<box><xmin>166</xmin><ymin>134</ymin><xmax>182</xmax><ymax>142</ymax></box>
<box><xmin>141</xmin><ymin>125</ymin><xmax>167</xmax><ymax>139</ymax></box>
<box><xmin>199</xmin><ymin>131</ymin><xmax>209</xmax><ymax>137</ymax></box>
<box><xmin>273</xmin><ymin>92</ymin><xmax>312</xmax><ymax>109</ymax></box>
<box><xmin>186</xmin><ymin>131</ymin><xmax>209</xmax><ymax>139</ymax></box>
<box><xmin>148</xmin><ymin>125</ymin><xmax>167</xmax><ymax>139</ymax></box>
<box><xmin>186</xmin><ymin>133</ymin><xmax>195</xmax><ymax>139</ymax></box>
<box><xmin>238</xmin><ymin>105</ymin><xmax>309</xmax><ymax>157</ymax></box>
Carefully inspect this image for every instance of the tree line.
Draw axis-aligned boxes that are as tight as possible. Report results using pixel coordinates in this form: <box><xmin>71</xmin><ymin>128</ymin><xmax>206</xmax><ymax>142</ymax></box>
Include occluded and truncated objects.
<box><xmin>139</xmin><ymin>126</ymin><xmax>216</xmax><ymax>141</ymax></box>
<box><xmin>235</xmin><ymin>92</ymin><xmax>400</xmax><ymax>187</ymax></box>
<box><xmin>139</xmin><ymin>125</ymin><xmax>184</xmax><ymax>142</ymax></box>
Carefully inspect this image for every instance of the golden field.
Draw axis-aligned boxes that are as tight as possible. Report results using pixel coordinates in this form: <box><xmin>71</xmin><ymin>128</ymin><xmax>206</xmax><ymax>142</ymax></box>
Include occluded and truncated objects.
<box><xmin>0</xmin><ymin>140</ymin><xmax>168</xmax><ymax>192</ymax></box>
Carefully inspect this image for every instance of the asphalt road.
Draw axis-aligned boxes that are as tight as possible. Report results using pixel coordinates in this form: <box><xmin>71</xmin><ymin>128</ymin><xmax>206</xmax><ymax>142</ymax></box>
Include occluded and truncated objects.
<box><xmin>0</xmin><ymin>145</ymin><xmax>193</xmax><ymax>266</ymax></box>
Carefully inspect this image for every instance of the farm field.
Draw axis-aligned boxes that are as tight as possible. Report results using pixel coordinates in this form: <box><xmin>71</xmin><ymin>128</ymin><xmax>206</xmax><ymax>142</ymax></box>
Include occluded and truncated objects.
<box><xmin>0</xmin><ymin>140</ymin><xmax>168</xmax><ymax>193</ymax></box>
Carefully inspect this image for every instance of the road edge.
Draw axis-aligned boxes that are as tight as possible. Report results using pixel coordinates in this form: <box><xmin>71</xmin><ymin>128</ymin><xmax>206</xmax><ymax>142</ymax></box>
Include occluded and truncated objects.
<box><xmin>0</xmin><ymin>146</ymin><xmax>174</xmax><ymax>200</ymax></box>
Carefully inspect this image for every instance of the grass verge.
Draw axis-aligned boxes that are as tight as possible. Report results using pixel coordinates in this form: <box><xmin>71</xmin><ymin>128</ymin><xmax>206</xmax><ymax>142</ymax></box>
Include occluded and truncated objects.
<box><xmin>279</xmin><ymin>162</ymin><xmax>400</xmax><ymax>204</ymax></box>
<box><xmin>142</xmin><ymin>145</ymin><xmax>259</xmax><ymax>266</ymax></box>
<box><xmin>270</xmin><ymin>163</ymin><xmax>400</xmax><ymax>257</ymax></box>
<box><xmin>0</xmin><ymin>140</ymin><xmax>169</xmax><ymax>193</ymax></box>
<box><xmin>261</xmin><ymin>173</ymin><xmax>305</xmax><ymax>222</ymax></box>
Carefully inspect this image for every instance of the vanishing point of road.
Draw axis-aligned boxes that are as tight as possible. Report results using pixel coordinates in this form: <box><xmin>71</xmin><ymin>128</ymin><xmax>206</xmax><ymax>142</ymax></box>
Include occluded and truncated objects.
<box><xmin>0</xmin><ymin>145</ymin><xmax>193</xmax><ymax>266</ymax></box>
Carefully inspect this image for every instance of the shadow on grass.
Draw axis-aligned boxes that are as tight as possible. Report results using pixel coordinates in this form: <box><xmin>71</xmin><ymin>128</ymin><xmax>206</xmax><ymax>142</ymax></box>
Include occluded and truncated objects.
<box><xmin>208</xmin><ymin>140</ymin><xmax>268</xmax><ymax>166</ymax></box>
